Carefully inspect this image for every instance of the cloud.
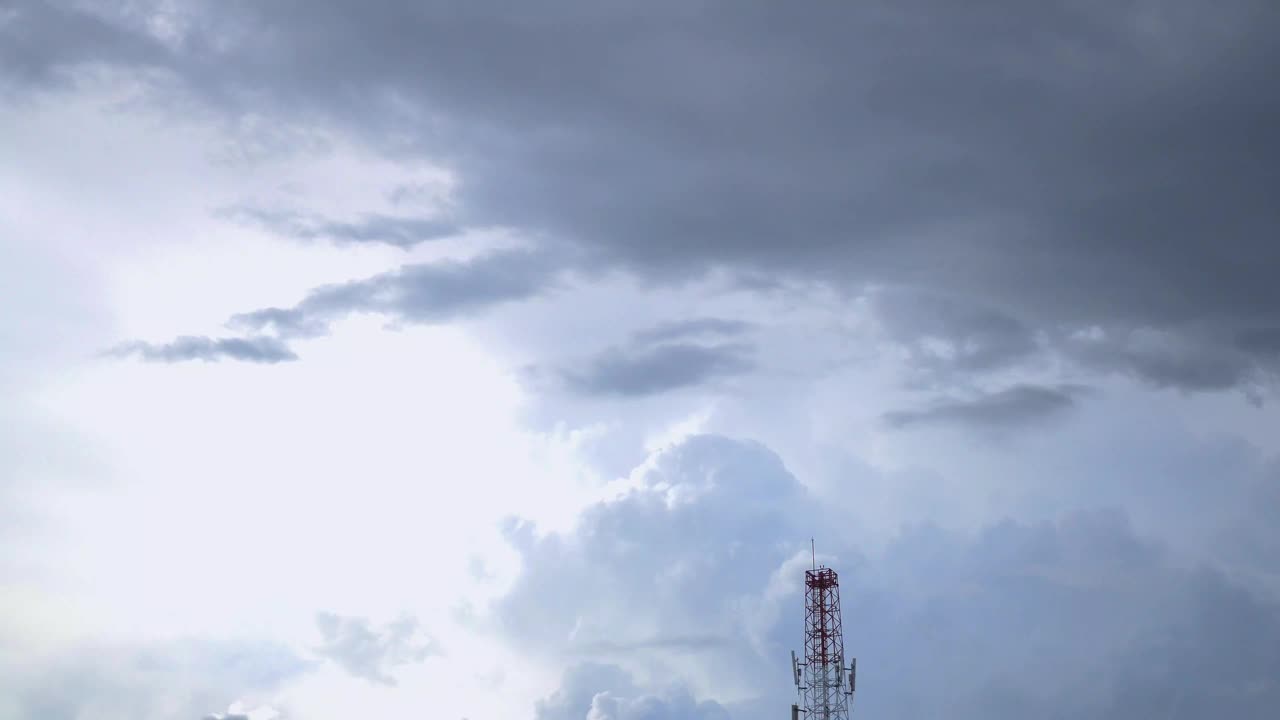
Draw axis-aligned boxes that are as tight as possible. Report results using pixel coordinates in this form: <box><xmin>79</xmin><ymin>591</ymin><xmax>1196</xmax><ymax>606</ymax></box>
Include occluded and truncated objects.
<box><xmin>1237</xmin><ymin>327</ymin><xmax>1280</xmax><ymax>357</ymax></box>
<box><xmin>203</xmin><ymin>706</ymin><xmax>278</xmax><ymax>720</ymax></box>
<box><xmin>494</xmin><ymin>433</ymin><xmax>1280</xmax><ymax>718</ymax></box>
<box><xmin>314</xmin><ymin>613</ymin><xmax>439</xmax><ymax>686</ymax></box>
<box><xmin>583</xmin><ymin>688</ymin><xmax>730</xmax><ymax>720</ymax></box>
<box><xmin>1</xmin><ymin>637</ymin><xmax>308</xmax><ymax>720</ymax></box>
<box><xmin>558</xmin><ymin>342</ymin><xmax>753</xmax><ymax>398</ymax></box>
<box><xmin>571</xmin><ymin>634</ymin><xmax>731</xmax><ymax>655</ymax></box>
<box><xmin>1065</xmin><ymin>326</ymin><xmax>1280</xmax><ymax>397</ymax></box>
<box><xmin>0</xmin><ymin>1</ymin><xmax>169</xmax><ymax>90</ymax></box>
<box><xmin>530</xmin><ymin>318</ymin><xmax>755</xmax><ymax>397</ymax></box>
<box><xmin>220</xmin><ymin>206</ymin><xmax>459</xmax><ymax>249</ymax></box>
<box><xmin>116</xmin><ymin>249</ymin><xmax>561</xmax><ymax>364</ymax></box>
<box><xmin>230</xmin><ymin>249</ymin><xmax>560</xmax><ymax>341</ymax></box>
<box><xmin>882</xmin><ymin>383</ymin><xmax>1084</xmax><ymax>429</ymax></box>
<box><xmin>871</xmin><ymin>289</ymin><xmax>1042</xmax><ymax>378</ymax></box>
<box><xmin>534</xmin><ymin>663</ymin><xmax>730</xmax><ymax>720</ymax></box>
<box><xmin>19</xmin><ymin>2</ymin><xmax>1279</xmax><ymax>392</ymax></box>
<box><xmin>632</xmin><ymin>318</ymin><xmax>753</xmax><ymax>345</ymax></box>
<box><xmin>535</xmin><ymin>664</ymin><xmax>635</xmax><ymax>720</ymax></box>
<box><xmin>1098</xmin><ymin>566</ymin><xmax>1280</xmax><ymax>719</ymax></box>
<box><xmin>498</xmin><ymin>436</ymin><xmax>808</xmax><ymax>661</ymax></box>
<box><xmin>106</xmin><ymin>335</ymin><xmax>297</xmax><ymax>364</ymax></box>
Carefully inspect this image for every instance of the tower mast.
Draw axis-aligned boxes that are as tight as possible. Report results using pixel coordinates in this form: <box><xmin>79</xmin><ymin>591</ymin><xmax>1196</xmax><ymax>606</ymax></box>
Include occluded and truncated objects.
<box><xmin>791</xmin><ymin>546</ymin><xmax>856</xmax><ymax>720</ymax></box>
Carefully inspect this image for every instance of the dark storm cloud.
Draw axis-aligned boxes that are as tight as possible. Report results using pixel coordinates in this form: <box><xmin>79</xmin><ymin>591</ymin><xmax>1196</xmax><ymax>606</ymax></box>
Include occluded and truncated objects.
<box><xmin>871</xmin><ymin>289</ymin><xmax>1042</xmax><ymax>382</ymax></box>
<box><xmin>1099</xmin><ymin>343</ymin><xmax>1253</xmax><ymax>392</ymax></box>
<box><xmin>10</xmin><ymin>1</ymin><xmax>1280</xmax><ymax>390</ymax></box>
<box><xmin>1067</xmin><ymin>327</ymin><xmax>1279</xmax><ymax>394</ymax></box>
<box><xmin>499</xmin><ymin>434</ymin><xmax>1280</xmax><ymax>720</ymax></box>
<box><xmin>314</xmin><ymin>613</ymin><xmax>438</xmax><ymax>687</ymax></box>
<box><xmin>0</xmin><ymin>1</ymin><xmax>168</xmax><ymax>90</ymax></box>
<box><xmin>230</xmin><ymin>249</ymin><xmax>559</xmax><ymax>340</ymax></box>
<box><xmin>219</xmin><ymin>206</ymin><xmax>458</xmax><ymax>249</ymax></box>
<box><xmin>107</xmin><ymin>335</ymin><xmax>297</xmax><ymax>363</ymax></box>
<box><xmin>883</xmin><ymin>383</ymin><xmax>1083</xmax><ymax>429</ymax></box>
<box><xmin>1237</xmin><ymin>327</ymin><xmax>1280</xmax><ymax>357</ymax></box>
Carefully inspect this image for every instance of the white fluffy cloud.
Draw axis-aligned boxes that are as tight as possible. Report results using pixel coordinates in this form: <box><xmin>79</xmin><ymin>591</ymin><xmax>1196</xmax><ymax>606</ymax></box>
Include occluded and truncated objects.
<box><xmin>535</xmin><ymin>663</ymin><xmax>729</xmax><ymax>720</ymax></box>
<box><xmin>314</xmin><ymin>613</ymin><xmax>438</xmax><ymax>686</ymax></box>
<box><xmin>0</xmin><ymin>636</ymin><xmax>307</xmax><ymax>720</ymax></box>
<box><xmin>493</xmin><ymin>434</ymin><xmax>1280</xmax><ymax>719</ymax></box>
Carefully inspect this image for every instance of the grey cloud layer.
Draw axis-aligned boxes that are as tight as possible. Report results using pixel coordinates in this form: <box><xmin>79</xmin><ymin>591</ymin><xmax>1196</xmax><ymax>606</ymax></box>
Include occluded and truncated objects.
<box><xmin>10</xmin><ymin>0</ymin><xmax>1280</xmax><ymax>386</ymax></box>
<box><xmin>871</xmin><ymin>289</ymin><xmax>1042</xmax><ymax>378</ymax></box>
<box><xmin>8</xmin><ymin>1</ymin><xmax>1280</xmax><ymax>388</ymax></box>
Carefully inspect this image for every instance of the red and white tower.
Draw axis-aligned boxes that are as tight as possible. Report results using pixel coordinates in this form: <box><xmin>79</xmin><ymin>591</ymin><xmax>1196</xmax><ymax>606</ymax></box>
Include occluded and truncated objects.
<box><xmin>791</xmin><ymin>545</ymin><xmax>856</xmax><ymax>720</ymax></box>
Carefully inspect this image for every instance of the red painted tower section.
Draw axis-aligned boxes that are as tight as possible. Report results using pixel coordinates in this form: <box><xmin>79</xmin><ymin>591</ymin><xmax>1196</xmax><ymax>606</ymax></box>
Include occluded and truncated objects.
<box><xmin>803</xmin><ymin>567</ymin><xmax>849</xmax><ymax>720</ymax></box>
<box><xmin>791</xmin><ymin>551</ymin><xmax>856</xmax><ymax>720</ymax></box>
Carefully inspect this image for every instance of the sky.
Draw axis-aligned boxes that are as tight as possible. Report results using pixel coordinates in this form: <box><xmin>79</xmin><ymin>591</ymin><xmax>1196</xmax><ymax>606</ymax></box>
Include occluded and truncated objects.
<box><xmin>2</xmin><ymin>1</ymin><xmax>1280</xmax><ymax>718</ymax></box>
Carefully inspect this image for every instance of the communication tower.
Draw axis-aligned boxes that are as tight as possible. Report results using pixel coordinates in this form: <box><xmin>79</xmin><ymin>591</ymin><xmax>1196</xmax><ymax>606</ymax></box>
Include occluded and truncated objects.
<box><xmin>790</xmin><ymin>542</ymin><xmax>856</xmax><ymax>720</ymax></box>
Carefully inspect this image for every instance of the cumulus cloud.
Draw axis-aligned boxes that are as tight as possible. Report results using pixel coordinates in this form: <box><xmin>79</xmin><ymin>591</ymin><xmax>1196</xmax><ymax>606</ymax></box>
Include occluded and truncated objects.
<box><xmin>106</xmin><ymin>335</ymin><xmax>298</xmax><ymax>364</ymax></box>
<box><xmin>495</xmin><ymin>434</ymin><xmax>1280</xmax><ymax>719</ymax></box>
<box><xmin>203</xmin><ymin>706</ymin><xmax>278</xmax><ymax>720</ymax></box>
<box><xmin>535</xmin><ymin>663</ymin><xmax>730</xmax><ymax>720</ymax></box>
<box><xmin>497</xmin><ymin>435</ymin><xmax>809</xmax><ymax>671</ymax></box>
<box><xmin>314</xmin><ymin>612</ymin><xmax>439</xmax><ymax>686</ymax></box>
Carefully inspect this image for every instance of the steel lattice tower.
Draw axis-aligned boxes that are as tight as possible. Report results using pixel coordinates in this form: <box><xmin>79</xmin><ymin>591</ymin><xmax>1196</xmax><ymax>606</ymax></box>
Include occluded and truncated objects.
<box><xmin>791</xmin><ymin>546</ymin><xmax>856</xmax><ymax>720</ymax></box>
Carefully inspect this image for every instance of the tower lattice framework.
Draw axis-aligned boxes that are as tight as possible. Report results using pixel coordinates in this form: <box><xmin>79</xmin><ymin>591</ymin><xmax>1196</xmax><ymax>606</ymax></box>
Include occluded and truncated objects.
<box><xmin>791</xmin><ymin>561</ymin><xmax>856</xmax><ymax>720</ymax></box>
